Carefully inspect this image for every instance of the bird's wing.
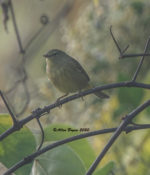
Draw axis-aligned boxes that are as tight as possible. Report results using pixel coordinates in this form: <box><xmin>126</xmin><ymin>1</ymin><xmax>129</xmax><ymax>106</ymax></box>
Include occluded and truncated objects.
<box><xmin>68</xmin><ymin>56</ymin><xmax>90</xmax><ymax>81</ymax></box>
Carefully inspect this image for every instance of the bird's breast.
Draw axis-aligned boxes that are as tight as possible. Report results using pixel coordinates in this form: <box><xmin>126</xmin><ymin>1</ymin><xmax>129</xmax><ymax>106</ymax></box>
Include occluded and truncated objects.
<box><xmin>46</xmin><ymin>61</ymin><xmax>89</xmax><ymax>93</ymax></box>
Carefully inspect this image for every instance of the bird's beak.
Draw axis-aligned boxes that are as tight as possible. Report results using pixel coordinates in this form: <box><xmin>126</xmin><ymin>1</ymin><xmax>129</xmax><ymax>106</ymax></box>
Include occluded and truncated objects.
<box><xmin>43</xmin><ymin>54</ymin><xmax>48</xmax><ymax>58</ymax></box>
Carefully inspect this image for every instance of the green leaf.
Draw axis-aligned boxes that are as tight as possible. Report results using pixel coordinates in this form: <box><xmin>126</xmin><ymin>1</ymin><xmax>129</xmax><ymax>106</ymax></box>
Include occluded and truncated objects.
<box><xmin>0</xmin><ymin>114</ymin><xmax>36</xmax><ymax>175</ymax></box>
<box><xmin>93</xmin><ymin>161</ymin><xmax>115</xmax><ymax>175</ymax></box>
<box><xmin>118</xmin><ymin>87</ymin><xmax>144</xmax><ymax>108</ymax></box>
<box><xmin>44</xmin><ymin>123</ymin><xmax>96</xmax><ymax>169</ymax></box>
<box><xmin>44</xmin><ymin>123</ymin><xmax>81</xmax><ymax>141</ymax></box>
<box><xmin>31</xmin><ymin>144</ymin><xmax>86</xmax><ymax>175</ymax></box>
<box><xmin>117</xmin><ymin>73</ymin><xmax>144</xmax><ymax>109</ymax></box>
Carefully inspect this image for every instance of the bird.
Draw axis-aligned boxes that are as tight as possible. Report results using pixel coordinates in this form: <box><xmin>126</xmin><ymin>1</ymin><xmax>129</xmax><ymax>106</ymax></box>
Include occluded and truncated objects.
<box><xmin>43</xmin><ymin>49</ymin><xmax>109</xmax><ymax>101</ymax></box>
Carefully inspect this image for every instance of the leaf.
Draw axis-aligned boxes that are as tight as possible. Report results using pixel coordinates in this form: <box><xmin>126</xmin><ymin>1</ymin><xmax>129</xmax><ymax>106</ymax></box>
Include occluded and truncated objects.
<box><xmin>31</xmin><ymin>144</ymin><xmax>86</xmax><ymax>175</ymax></box>
<box><xmin>118</xmin><ymin>87</ymin><xmax>144</xmax><ymax>107</ymax></box>
<box><xmin>0</xmin><ymin>114</ymin><xmax>36</xmax><ymax>175</ymax></box>
<box><xmin>117</xmin><ymin>73</ymin><xmax>144</xmax><ymax>109</ymax></box>
<box><xmin>117</xmin><ymin>73</ymin><xmax>143</xmax><ymax>107</ymax></box>
<box><xmin>44</xmin><ymin>123</ymin><xmax>81</xmax><ymax>141</ymax></box>
<box><xmin>44</xmin><ymin>123</ymin><xmax>96</xmax><ymax>169</ymax></box>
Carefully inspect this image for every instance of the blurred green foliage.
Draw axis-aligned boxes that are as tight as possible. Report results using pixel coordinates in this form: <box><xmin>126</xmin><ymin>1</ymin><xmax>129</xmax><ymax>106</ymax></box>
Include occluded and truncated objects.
<box><xmin>0</xmin><ymin>114</ymin><xmax>36</xmax><ymax>175</ymax></box>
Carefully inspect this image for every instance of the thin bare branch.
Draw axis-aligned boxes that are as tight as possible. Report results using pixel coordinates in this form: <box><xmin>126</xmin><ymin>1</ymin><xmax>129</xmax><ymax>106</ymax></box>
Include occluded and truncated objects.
<box><xmin>9</xmin><ymin>0</ymin><xmax>25</xmax><ymax>53</ymax></box>
<box><xmin>86</xmin><ymin>99</ymin><xmax>150</xmax><ymax>175</ymax></box>
<box><xmin>36</xmin><ymin>118</ymin><xmax>45</xmax><ymax>151</ymax></box>
<box><xmin>24</xmin><ymin>15</ymin><xmax>49</xmax><ymax>52</ymax></box>
<box><xmin>1</xmin><ymin>2</ymin><xmax>9</xmax><ymax>32</ymax></box>
<box><xmin>110</xmin><ymin>26</ymin><xmax>150</xmax><ymax>59</ymax></box>
<box><xmin>0</xmin><ymin>90</ymin><xmax>18</xmax><ymax>125</ymax></box>
<box><xmin>5</xmin><ymin>79</ymin><xmax>23</xmax><ymax>94</ymax></box>
<box><xmin>120</xmin><ymin>53</ymin><xmax>150</xmax><ymax>58</ymax></box>
<box><xmin>110</xmin><ymin>26</ymin><xmax>122</xmax><ymax>54</ymax></box>
<box><xmin>132</xmin><ymin>37</ymin><xmax>150</xmax><ymax>81</ymax></box>
<box><xmin>122</xmin><ymin>44</ymin><xmax>130</xmax><ymax>54</ymax></box>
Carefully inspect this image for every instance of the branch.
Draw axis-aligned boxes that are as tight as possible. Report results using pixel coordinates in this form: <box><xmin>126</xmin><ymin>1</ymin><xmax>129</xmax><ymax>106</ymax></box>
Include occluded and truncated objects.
<box><xmin>132</xmin><ymin>37</ymin><xmax>150</xmax><ymax>81</ymax></box>
<box><xmin>1</xmin><ymin>1</ymin><xmax>9</xmax><ymax>32</ymax></box>
<box><xmin>120</xmin><ymin>53</ymin><xmax>150</xmax><ymax>58</ymax></box>
<box><xmin>0</xmin><ymin>81</ymin><xmax>150</xmax><ymax>141</ymax></box>
<box><xmin>36</xmin><ymin>118</ymin><xmax>45</xmax><ymax>151</ymax></box>
<box><xmin>9</xmin><ymin>0</ymin><xmax>25</xmax><ymax>53</ymax></box>
<box><xmin>110</xmin><ymin>26</ymin><xmax>150</xmax><ymax>59</ymax></box>
<box><xmin>3</xmin><ymin>123</ymin><xmax>150</xmax><ymax>175</ymax></box>
<box><xmin>0</xmin><ymin>90</ymin><xmax>18</xmax><ymax>126</ymax></box>
<box><xmin>110</xmin><ymin>26</ymin><xmax>150</xmax><ymax>84</ymax></box>
<box><xmin>86</xmin><ymin>99</ymin><xmax>150</xmax><ymax>175</ymax></box>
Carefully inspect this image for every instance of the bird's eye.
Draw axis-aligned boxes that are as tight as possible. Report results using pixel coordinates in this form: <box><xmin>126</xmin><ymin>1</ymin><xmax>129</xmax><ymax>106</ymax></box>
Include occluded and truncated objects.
<box><xmin>53</xmin><ymin>52</ymin><xmax>57</xmax><ymax>55</ymax></box>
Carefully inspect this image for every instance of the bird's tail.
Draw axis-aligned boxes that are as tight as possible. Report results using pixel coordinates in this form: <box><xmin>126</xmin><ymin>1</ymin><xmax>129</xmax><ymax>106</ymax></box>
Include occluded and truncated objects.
<box><xmin>87</xmin><ymin>83</ymin><xmax>109</xmax><ymax>99</ymax></box>
<box><xmin>94</xmin><ymin>90</ymin><xmax>109</xmax><ymax>98</ymax></box>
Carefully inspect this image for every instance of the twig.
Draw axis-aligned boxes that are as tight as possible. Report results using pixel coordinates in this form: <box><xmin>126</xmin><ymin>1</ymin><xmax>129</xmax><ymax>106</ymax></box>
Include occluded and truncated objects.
<box><xmin>9</xmin><ymin>0</ymin><xmax>25</xmax><ymax>53</ymax></box>
<box><xmin>24</xmin><ymin>15</ymin><xmax>49</xmax><ymax>52</ymax></box>
<box><xmin>110</xmin><ymin>26</ymin><xmax>150</xmax><ymax>59</ymax></box>
<box><xmin>132</xmin><ymin>37</ymin><xmax>150</xmax><ymax>81</ymax></box>
<box><xmin>5</xmin><ymin>79</ymin><xmax>23</xmax><ymax>94</ymax></box>
<box><xmin>3</xmin><ymin>123</ymin><xmax>150</xmax><ymax>175</ymax></box>
<box><xmin>1</xmin><ymin>1</ymin><xmax>9</xmax><ymax>32</ymax></box>
<box><xmin>0</xmin><ymin>81</ymin><xmax>150</xmax><ymax>141</ymax></box>
<box><xmin>120</xmin><ymin>53</ymin><xmax>150</xmax><ymax>58</ymax></box>
<box><xmin>0</xmin><ymin>90</ymin><xmax>18</xmax><ymax>126</ymax></box>
<box><xmin>86</xmin><ymin>99</ymin><xmax>150</xmax><ymax>175</ymax></box>
<box><xmin>36</xmin><ymin>118</ymin><xmax>45</xmax><ymax>151</ymax></box>
<box><xmin>110</xmin><ymin>26</ymin><xmax>130</xmax><ymax>56</ymax></box>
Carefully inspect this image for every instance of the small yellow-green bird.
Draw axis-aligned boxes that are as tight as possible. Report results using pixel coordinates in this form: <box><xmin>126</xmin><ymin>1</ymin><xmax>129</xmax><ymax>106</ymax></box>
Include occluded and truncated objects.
<box><xmin>44</xmin><ymin>49</ymin><xmax>109</xmax><ymax>100</ymax></box>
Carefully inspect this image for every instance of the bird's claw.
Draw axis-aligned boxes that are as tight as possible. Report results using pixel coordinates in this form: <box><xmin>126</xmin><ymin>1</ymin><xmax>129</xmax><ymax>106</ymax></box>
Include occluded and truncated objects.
<box><xmin>55</xmin><ymin>99</ymin><xmax>62</xmax><ymax>108</ymax></box>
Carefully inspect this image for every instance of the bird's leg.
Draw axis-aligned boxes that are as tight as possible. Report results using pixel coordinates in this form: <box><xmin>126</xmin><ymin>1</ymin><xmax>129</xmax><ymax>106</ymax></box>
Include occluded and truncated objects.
<box><xmin>57</xmin><ymin>93</ymin><xmax>69</xmax><ymax>101</ymax></box>
<box><xmin>78</xmin><ymin>90</ymin><xmax>84</xmax><ymax>101</ymax></box>
<box><xmin>78</xmin><ymin>90</ymin><xmax>87</xmax><ymax>106</ymax></box>
<box><xmin>56</xmin><ymin>93</ymin><xmax>69</xmax><ymax>108</ymax></box>
<box><xmin>81</xmin><ymin>96</ymin><xmax>84</xmax><ymax>101</ymax></box>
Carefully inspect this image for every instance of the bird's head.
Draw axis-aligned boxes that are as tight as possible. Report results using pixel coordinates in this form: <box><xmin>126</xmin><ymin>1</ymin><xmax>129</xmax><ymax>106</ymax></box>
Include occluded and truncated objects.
<box><xmin>43</xmin><ymin>49</ymin><xmax>65</xmax><ymax>59</ymax></box>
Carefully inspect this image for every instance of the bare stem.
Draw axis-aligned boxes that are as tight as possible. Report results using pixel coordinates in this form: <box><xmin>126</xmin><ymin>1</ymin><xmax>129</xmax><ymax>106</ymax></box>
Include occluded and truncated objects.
<box><xmin>132</xmin><ymin>37</ymin><xmax>150</xmax><ymax>81</ymax></box>
<box><xmin>86</xmin><ymin>99</ymin><xmax>150</xmax><ymax>175</ymax></box>
<box><xmin>9</xmin><ymin>0</ymin><xmax>24</xmax><ymax>53</ymax></box>
<box><xmin>36</xmin><ymin>118</ymin><xmax>45</xmax><ymax>151</ymax></box>
<box><xmin>0</xmin><ymin>90</ymin><xmax>18</xmax><ymax>125</ymax></box>
<box><xmin>110</xmin><ymin>26</ymin><xmax>150</xmax><ymax>59</ymax></box>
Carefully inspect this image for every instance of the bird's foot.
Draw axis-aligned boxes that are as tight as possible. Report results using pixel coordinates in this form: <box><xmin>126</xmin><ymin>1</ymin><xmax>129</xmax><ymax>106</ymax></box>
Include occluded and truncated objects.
<box><xmin>78</xmin><ymin>90</ymin><xmax>85</xmax><ymax>101</ymax></box>
<box><xmin>55</xmin><ymin>93</ymin><xmax>69</xmax><ymax>108</ymax></box>
<box><xmin>81</xmin><ymin>96</ymin><xmax>84</xmax><ymax>101</ymax></box>
<box><xmin>55</xmin><ymin>99</ymin><xmax>62</xmax><ymax>108</ymax></box>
